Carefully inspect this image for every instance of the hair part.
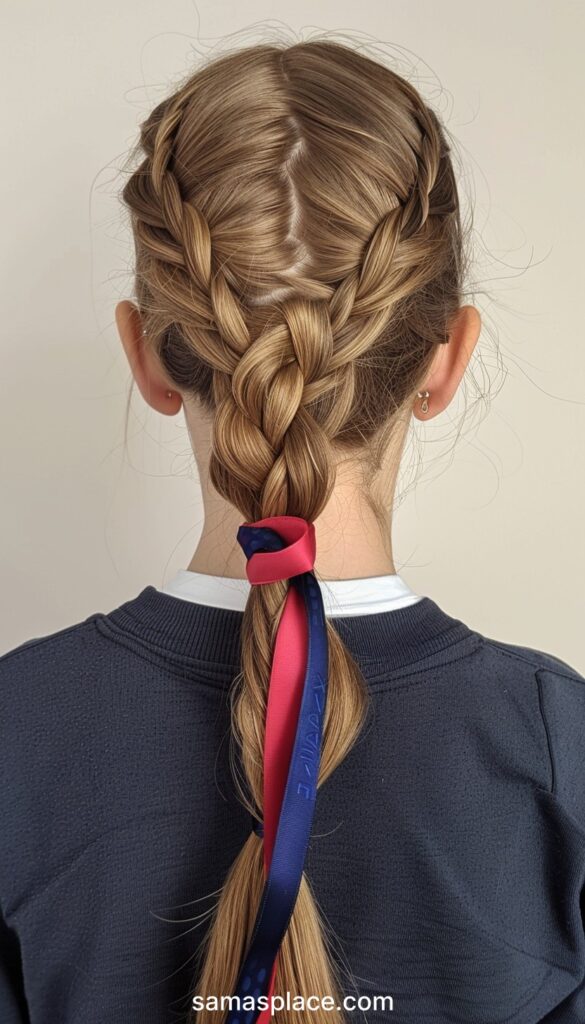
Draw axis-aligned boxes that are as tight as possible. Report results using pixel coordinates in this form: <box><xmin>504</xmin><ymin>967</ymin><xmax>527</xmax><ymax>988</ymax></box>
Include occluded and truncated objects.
<box><xmin>121</xmin><ymin>38</ymin><xmax>465</xmax><ymax>1024</ymax></box>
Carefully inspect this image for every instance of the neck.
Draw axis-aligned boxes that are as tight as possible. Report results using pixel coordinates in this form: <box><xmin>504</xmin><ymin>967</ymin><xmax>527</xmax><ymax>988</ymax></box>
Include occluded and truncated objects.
<box><xmin>183</xmin><ymin>402</ymin><xmax>407</xmax><ymax>581</ymax></box>
<box><xmin>187</xmin><ymin>473</ymin><xmax>396</xmax><ymax>581</ymax></box>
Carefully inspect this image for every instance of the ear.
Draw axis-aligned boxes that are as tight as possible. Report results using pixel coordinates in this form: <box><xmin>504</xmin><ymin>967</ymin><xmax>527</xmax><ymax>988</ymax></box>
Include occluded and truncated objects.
<box><xmin>412</xmin><ymin>305</ymin><xmax>481</xmax><ymax>421</ymax></box>
<box><xmin>115</xmin><ymin>300</ymin><xmax>183</xmax><ymax>416</ymax></box>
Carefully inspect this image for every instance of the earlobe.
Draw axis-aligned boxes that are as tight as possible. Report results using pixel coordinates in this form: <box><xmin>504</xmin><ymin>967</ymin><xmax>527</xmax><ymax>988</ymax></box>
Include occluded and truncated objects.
<box><xmin>115</xmin><ymin>300</ymin><xmax>182</xmax><ymax>416</ymax></box>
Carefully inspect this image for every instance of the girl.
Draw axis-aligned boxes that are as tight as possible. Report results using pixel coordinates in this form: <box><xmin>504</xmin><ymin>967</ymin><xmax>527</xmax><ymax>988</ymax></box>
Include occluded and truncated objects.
<box><xmin>1</xmin><ymin>39</ymin><xmax>584</xmax><ymax>1024</ymax></box>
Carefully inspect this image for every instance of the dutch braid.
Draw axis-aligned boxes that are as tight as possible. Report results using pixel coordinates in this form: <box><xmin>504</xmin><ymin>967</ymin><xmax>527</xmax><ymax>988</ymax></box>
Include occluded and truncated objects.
<box><xmin>121</xmin><ymin>39</ymin><xmax>463</xmax><ymax>1024</ymax></box>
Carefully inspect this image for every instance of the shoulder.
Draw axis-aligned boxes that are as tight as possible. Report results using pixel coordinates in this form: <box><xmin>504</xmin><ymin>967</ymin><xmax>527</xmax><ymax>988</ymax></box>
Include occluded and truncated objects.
<box><xmin>436</xmin><ymin>604</ymin><xmax>585</xmax><ymax>691</ymax></box>
<box><xmin>0</xmin><ymin>604</ymin><xmax>137</xmax><ymax>909</ymax></box>
<box><xmin>0</xmin><ymin>583</ymin><xmax>155</xmax><ymax>678</ymax></box>
<box><xmin>477</xmin><ymin>635</ymin><xmax>585</xmax><ymax>684</ymax></box>
<box><xmin>0</xmin><ymin>613</ymin><xmax>115</xmax><ymax>773</ymax></box>
<box><xmin>0</xmin><ymin>595</ymin><xmax>142</xmax><ymax>725</ymax></box>
<box><xmin>0</xmin><ymin>615</ymin><xmax>100</xmax><ymax>667</ymax></box>
<box><xmin>472</xmin><ymin>632</ymin><xmax>585</xmax><ymax>820</ymax></box>
<box><xmin>0</xmin><ymin>611</ymin><xmax>106</xmax><ymax>697</ymax></box>
<box><xmin>0</xmin><ymin>597</ymin><xmax>144</xmax><ymax>817</ymax></box>
<box><xmin>472</xmin><ymin>632</ymin><xmax>585</xmax><ymax>734</ymax></box>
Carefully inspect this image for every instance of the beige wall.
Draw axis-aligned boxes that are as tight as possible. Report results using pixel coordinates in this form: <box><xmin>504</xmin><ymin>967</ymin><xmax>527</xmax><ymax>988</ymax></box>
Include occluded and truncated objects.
<box><xmin>1</xmin><ymin>2</ymin><xmax>584</xmax><ymax>670</ymax></box>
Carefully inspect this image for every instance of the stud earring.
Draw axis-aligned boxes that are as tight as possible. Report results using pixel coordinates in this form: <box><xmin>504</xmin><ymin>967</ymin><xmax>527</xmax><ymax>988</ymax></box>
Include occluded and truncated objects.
<box><xmin>166</xmin><ymin>390</ymin><xmax>173</xmax><ymax>399</ymax></box>
<box><xmin>417</xmin><ymin>390</ymin><xmax>430</xmax><ymax>414</ymax></box>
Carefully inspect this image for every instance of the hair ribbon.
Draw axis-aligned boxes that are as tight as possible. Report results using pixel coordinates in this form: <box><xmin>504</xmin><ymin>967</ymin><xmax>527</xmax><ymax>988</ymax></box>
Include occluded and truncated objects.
<box><xmin>225</xmin><ymin>515</ymin><xmax>329</xmax><ymax>1024</ymax></box>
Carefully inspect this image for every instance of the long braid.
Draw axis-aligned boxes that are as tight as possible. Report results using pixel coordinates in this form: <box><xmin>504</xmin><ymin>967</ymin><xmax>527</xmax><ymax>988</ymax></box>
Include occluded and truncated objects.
<box><xmin>129</xmin><ymin>88</ymin><xmax>370</xmax><ymax>1022</ymax></box>
<box><xmin>121</xmin><ymin>39</ymin><xmax>463</xmax><ymax>1024</ymax></box>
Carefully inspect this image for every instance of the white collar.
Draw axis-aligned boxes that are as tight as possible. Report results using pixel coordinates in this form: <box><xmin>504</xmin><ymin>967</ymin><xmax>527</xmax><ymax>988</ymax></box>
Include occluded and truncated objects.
<box><xmin>158</xmin><ymin>568</ymin><xmax>422</xmax><ymax>618</ymax></box>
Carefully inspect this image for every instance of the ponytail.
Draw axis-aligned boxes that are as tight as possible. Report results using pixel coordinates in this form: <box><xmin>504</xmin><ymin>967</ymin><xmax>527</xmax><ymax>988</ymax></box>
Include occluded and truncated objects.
<box><xmin>192</xmin><ymin>513</ymin><xmax>367</xmax><ymax>1024</ymax></box>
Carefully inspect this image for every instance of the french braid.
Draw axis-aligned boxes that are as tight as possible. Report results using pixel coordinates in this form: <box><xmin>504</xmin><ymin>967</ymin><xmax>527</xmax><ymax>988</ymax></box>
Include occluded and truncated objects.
<box><xmin>121</xmin><ymin>39</ymin><xmax>464</xmax><ymax>1024</ymax></box>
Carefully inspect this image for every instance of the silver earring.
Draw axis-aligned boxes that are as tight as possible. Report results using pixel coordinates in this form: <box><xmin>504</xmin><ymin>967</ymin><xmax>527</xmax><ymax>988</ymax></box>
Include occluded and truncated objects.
<box><xmin>417</xmin><ymin>390</ymin><xmax>430</xmax><ymax>414</ymax></box>
<box><xmin>166</xmin><ymin>390</ymin><xmax>173</xmax><ymax>399</ymax></box>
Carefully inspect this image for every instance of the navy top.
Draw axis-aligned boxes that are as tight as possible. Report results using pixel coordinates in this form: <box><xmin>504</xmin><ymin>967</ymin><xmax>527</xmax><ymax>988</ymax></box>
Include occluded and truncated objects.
<box><xmin>1</xmin><ymin>585</ymin><xmax>585</xmax><ymax>1024</ymax></box>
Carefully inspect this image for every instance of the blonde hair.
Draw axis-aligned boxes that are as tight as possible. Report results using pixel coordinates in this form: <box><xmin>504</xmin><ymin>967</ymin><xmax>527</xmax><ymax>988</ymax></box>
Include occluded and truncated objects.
<box><xmin>121</xmin><ymin>39</ymin><xmax>464</xmax><ymax>1023</ymax></box>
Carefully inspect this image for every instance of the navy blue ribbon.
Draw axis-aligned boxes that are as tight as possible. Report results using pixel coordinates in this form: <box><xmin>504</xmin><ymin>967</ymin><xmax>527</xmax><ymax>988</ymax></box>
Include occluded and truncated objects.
<box><xmin>225</xmin><ymin>524</ymin><xmax>329</xmax><ymax>1024</ymax></box>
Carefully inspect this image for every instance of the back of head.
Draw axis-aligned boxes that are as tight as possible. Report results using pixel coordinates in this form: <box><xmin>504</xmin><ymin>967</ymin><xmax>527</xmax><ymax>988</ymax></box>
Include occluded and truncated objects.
<box><xmin>121</xmin><ymin>39</ymin><xmax>464</xmax><ymax>1023</ymax></box>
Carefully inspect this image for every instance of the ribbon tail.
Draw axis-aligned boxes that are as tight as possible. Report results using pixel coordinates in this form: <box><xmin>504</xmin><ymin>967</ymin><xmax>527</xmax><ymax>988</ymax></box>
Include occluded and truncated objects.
<box><xmin>225</xmin><ymin>570</ymin><xmax>328</xmax><ymax>1024</ymax></box>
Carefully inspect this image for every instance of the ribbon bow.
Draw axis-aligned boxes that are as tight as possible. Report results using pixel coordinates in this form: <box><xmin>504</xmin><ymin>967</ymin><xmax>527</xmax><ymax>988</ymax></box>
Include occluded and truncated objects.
<box><xmin>225</xmin><ymin>515</ymin><xmax>329</xmax><ymax>1024</ymax></box>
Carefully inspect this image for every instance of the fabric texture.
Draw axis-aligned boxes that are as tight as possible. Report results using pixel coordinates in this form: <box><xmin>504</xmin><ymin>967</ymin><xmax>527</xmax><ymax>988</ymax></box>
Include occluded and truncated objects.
<box><xmin>0</xmin><ymin>583</ymin><xmax>585</xmax><ymax>1024</ymax></box>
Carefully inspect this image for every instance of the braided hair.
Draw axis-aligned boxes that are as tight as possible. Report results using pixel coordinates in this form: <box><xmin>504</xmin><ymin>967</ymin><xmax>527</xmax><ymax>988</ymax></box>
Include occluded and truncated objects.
<box><xmin>121</xmin><ymin>39</ymin><xmax>464</xmax><ymax>1024</ymax></box>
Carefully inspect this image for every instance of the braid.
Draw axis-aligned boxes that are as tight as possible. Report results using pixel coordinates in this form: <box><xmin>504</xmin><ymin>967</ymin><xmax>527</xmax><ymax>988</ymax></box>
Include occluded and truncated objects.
<box><xmin>131</xmin><ymin>96</ymin><xmax>369</xmax><ymax>1022</ymax></box>
<box><xmin>121</xmin><ymin>38</ymin><xmax>465</xmax><ymax>1024</ymax></box>
<box><xmin>207</xmin><ymin>305</ymin><xmax>369</xmax><ymax>1023</ymax></box>
<box><xmin>213</xmin><ymin>299</ymin><xmax>337</xmax><ymax>519</ymax></box>
<box><xmin>133</xmin><ymin>93</ymin><xmax>250</xmax><ymax>376</ymax></box>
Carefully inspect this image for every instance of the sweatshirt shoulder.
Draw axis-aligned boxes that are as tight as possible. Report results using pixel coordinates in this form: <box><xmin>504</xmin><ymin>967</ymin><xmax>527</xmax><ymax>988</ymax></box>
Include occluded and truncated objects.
<box><xmin>0</xmin><ymin>611</ymin><xmax>118</xmax><ymax>786</ymax></box>
<box><xmin>444</xmin><ymin>624</ymin><xmax>585</xmax><ymax>823</ymax></box>
<box><xmin>0</xmin><ymin>596</ymin><xmax>136</xmax><ymax>712</ymax></box>
<box><xmin>0</xmin><ymin>613</ymin><xmax>104</xmax><ymax>674</ymax></box>
<box><xmin>483</xmin><ymin>641</ymin><xmax>585</xmax><ymax>826</ymax></box>
<box><xmin>0</xmin><ymin>614</ymin><xmax>111</xmax><ymax>721</ymax></box>
<box><xmin>477</xmin><ymin>635</ymin><xmax>585</xmax><ymax>684</ymax></box>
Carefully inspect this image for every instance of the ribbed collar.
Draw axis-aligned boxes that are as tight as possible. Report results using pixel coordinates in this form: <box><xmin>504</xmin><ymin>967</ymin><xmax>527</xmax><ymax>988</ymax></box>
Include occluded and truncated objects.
<box><xmin>99</xmin><ymin>584</ymin><xmax>479</xmax><ymax>684</ymax></box>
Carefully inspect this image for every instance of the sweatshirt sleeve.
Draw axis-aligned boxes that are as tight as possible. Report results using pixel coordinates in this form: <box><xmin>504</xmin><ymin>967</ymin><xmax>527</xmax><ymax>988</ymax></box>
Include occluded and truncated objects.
<box><xmin>537</xmin><ymin>663</ymin><xmax>585</xmax><ymax>834</ymax></box>
<box><xmin>0</xmin><ymin>912</ymin><xmax>28</xmax><ymax>1023</ymax></box>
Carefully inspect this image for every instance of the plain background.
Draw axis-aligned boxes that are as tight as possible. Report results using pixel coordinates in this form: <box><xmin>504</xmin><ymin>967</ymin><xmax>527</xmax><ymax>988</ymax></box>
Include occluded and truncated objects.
<box><xmin>1</xmin><ymin>1</ymin><xmax>583</xmax><ymax>669</ymax></box>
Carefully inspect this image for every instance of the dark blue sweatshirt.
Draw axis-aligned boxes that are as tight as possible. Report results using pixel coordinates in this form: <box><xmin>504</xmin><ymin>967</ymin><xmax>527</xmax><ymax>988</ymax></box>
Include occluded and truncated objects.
<box><xmin>1</xmin><ymin>584</ymin><xmax>585</xmax><ymax>1024</ymax></box>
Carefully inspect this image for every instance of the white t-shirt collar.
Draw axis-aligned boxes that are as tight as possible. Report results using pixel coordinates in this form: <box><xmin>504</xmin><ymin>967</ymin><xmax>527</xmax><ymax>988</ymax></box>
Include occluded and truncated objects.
<box><xmin>158</xmin><ymin>568</ymin><xmax>422</xmax><ymax>618</ymax></box>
